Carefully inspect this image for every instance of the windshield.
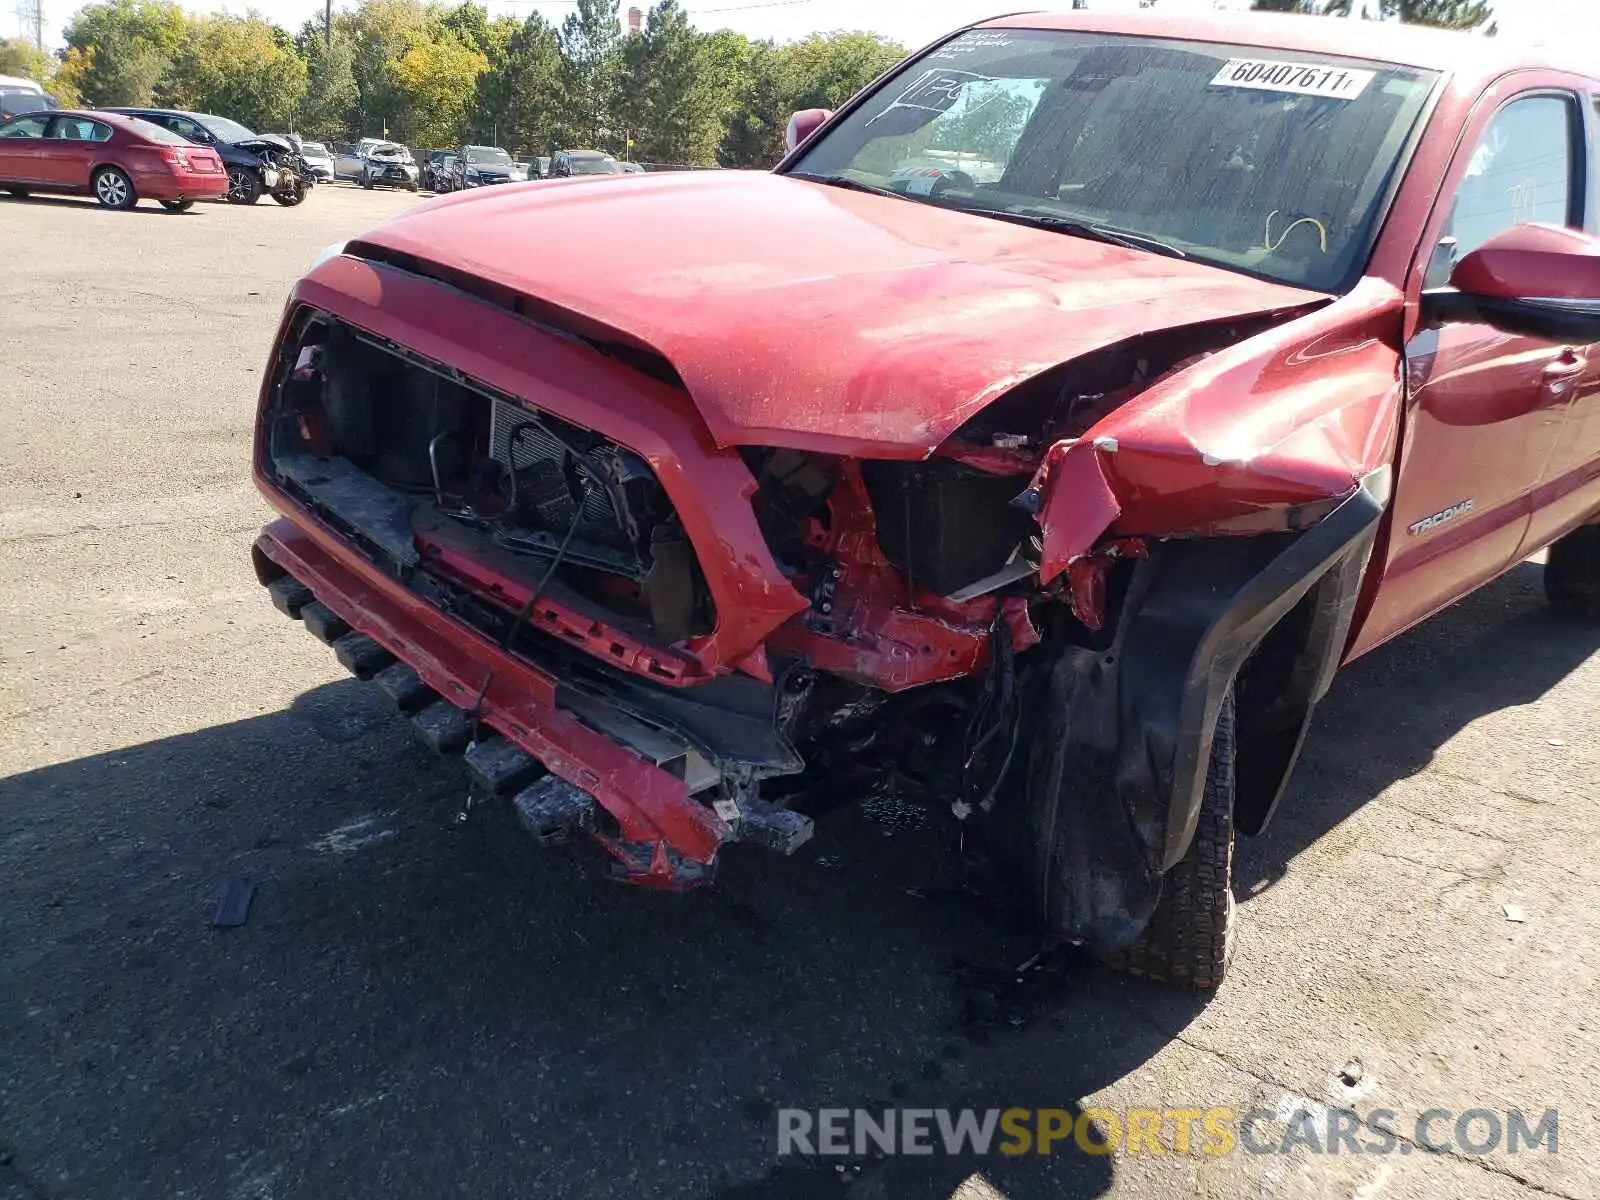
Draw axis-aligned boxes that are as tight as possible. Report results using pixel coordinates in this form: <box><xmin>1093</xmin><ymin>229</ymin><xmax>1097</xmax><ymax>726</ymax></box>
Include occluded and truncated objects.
<box><xmin>569</xmin><ymin>157</ymin><xmax>621</xmax><ymax>175</ymax></box>
<box><xmin>200</xmin><ymin>114</ymin><xmax>256</xmax><ymax>143</ymax></box>
<box><xmin>787</xmin><ymin>30</ymin><xmax>1436</xmax><ymax>291</ymax></box>
<box><xmin>466</xmin><ymin>147</ymin><xmax>511</xmax><ymax>167</ymax></box>
<box><xmin>301</xmin><ymin>141</ymin><xmax>327</xmax><ymax>155</ymax></box>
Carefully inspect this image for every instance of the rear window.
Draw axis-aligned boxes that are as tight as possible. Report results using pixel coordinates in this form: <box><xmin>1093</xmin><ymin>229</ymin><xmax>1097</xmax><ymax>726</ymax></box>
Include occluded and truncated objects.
<box><xmin>301</xmin><ymin>141</ymin><xmax>327</xmax><ymax>154</ymax></box>
<box><xmin>128</xmin><ymin>118</ymin><xmax>191</xmax><ymax>145</ymax></box>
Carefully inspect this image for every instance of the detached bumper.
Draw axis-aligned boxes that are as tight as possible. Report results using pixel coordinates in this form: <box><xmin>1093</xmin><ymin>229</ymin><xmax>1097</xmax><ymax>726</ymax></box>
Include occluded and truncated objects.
<box><xmin>253</xmin><ymin>515</ymin><xmax>732</xmax><ymax>885</ymax></box>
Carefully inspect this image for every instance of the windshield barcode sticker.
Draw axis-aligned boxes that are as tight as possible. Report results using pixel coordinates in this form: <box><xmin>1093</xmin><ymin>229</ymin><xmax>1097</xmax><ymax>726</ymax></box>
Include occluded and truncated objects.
<box><xmin>1209</xmin><ymin>58</ymin><xmax>1374</xmax><ymax>100</ymax></box>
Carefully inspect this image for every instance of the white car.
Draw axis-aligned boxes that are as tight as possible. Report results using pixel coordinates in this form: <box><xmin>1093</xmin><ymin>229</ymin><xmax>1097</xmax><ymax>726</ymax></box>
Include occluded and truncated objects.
<box><xmin>358</xmin><ymin>142</ymin><xmax>419</xmax><ymax>191</ymax></box>
<box><xmin>298</xmin><ymin>140</ymin><xmax>334</xmax><ymax>182</ymax></box>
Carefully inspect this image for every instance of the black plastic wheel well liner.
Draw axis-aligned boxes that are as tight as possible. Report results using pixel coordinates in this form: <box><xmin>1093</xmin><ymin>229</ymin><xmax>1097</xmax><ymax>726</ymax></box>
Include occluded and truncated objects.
<box><xmin>1120</xmin><ymin>467</ymin><xmax>1389</xmax><ymax>872</ymax></box>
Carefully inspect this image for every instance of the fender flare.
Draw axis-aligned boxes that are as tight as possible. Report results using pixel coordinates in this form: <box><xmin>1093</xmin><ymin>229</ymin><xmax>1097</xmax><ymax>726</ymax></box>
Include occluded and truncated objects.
<box><xmin>1122</xmin><ymin>467</ymin><xmax>1391</xmax><ymax>871</ymax></box>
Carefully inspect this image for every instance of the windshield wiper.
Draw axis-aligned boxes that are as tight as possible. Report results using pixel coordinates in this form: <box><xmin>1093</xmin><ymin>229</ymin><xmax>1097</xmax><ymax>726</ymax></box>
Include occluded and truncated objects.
<box><xmin>962</xmin><ymin>208</ymin><xmax>1188</xmax><ymax>259</ymax></box>
<box><xmin>787</xmin><ymin>171</ymin><xmax>907</xmax><ymax>201</ymax></box>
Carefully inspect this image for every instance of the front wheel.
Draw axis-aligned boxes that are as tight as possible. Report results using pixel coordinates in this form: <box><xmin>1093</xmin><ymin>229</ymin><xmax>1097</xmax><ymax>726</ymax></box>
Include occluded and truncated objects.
<box><xmin>3</xmin><ymin>186</ymin><xmax>29</xmax><ymax>198</ymax></box>
<box><xmin>1546</xmin><ymin>524</ymin><xmax>1600</xmax><ymax>619</ymax></box>
<box><xmin>159</xmin><ymin>198</ymin><xmax>194</xmax><ymax>213</ymax></box>
<box><xmin>271</xmin><ymin>183</ymin><xmax>306</xmax><ymax>207</ymax></box>
<box><xmin>93</xmin><ymin>166</ymin><xmax>136</xmax><ymax>210</ymax></box>
<box><xmin>1100</xmin><ymin>693</ymin><xmax>1237</xmax><ymax>987</ymax></box>
<box><xmin>226</xmin><ymin>166</ymin><xmax>262</xmax><ymax>205</ymax></box>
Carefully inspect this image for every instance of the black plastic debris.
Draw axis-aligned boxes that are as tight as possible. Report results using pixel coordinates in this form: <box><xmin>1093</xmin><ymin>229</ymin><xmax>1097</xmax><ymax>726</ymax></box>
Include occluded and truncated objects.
<box><xmin>212</xmin><ymin>878</ymin><xmax>256</xmax><ymax>928</ymax></box>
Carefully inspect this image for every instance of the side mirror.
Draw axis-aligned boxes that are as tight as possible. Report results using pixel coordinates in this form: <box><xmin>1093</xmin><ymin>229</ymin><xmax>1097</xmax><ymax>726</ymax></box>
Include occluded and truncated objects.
<box><xmin>784</xmin><ymin>108</ymin><xmax>833</xmax><ymax>153</ymax></box>
<box><xmin>1435</xmin><ymin>223</ymin><xmax>1600</xmax><ymax>342</ymax></box>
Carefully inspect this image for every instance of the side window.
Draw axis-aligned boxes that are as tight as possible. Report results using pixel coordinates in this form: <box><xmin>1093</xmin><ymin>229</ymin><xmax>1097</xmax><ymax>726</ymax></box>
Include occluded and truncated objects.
<box><xmin>47</xmin><ymin>117</ymin><xmax>99</xmax><ymax>141</ymax></box>
<box><xmin>1443</xmin><ymin>94</ymin><xmax>1580</xmax><ymax>263</ymax></box>
<box><xmin>169</xmin><ymin>117</ymin><xmax>204</xmax><ymax>142</ymax></box>
<box><xmin>0</xmin><ymin>115</ymin><xmax>49</xmax><ymax>139</ymax></box>
<box><xmin>88</xmin><ymin>122</ymin><xmax>112</xmax><ymax>143</ymax></box>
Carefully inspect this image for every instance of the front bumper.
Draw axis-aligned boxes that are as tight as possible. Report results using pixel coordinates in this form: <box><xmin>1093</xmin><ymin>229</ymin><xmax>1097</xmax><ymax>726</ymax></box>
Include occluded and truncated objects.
<box><xmin>253</xmin><ymin>514</ymin><xmax>735</xmax><ymax>884</ymax></box>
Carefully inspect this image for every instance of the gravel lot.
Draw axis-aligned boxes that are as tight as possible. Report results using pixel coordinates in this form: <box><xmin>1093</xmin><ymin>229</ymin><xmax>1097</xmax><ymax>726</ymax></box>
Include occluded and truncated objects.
<box><xmin>1</xmin><ymin>184</ymin><xmax>1598</xmax><ymax>1200</ymax></box>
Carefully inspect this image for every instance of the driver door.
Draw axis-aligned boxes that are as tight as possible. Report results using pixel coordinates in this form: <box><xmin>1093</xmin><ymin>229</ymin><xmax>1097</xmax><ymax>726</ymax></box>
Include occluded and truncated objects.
<box><xmin>1352</xmin><ymin>85</ymin><xmax>1590</xmax><ymax>655</ymax></box>
<box><xmin>0</xmin><ymin>113</ymin><xmax>51</xmax><ymax>183</ymax></box>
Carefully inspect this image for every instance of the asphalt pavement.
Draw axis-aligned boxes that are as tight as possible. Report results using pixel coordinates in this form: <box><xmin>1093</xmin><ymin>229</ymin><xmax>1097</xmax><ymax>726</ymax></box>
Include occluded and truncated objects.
<box><xmin>1</xmin><ymin>183</ymin><xmax>1597</xmax><ymax>1200</ymax></box>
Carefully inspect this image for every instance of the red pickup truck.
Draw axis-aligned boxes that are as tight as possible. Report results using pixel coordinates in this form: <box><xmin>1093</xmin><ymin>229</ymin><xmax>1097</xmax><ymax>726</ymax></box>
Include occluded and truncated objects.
<box><xmin>251</xmin><ymin>11</ymin><xmax>1600</xmax><ymax>987</ymax></box>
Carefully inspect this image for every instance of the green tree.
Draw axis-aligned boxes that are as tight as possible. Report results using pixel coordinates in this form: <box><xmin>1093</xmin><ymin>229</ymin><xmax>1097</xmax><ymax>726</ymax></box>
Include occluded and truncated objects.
<box><xmin>1320</xmin><ymin>0</ymin><xmax>1492</xmax><ymax>26</ymax></box>
<box><xmin>473</xmin><ymin>12</ymin><xmax>562</xmax><ymax>151</ymax></box>
<box><xmin>0</xmin><ymin>37</ymin><xmax>55</xmax><ymax>84</ymax></box>
<box><xmin>774</xmin><ymin>31</ymin><xmax>903</xmax><ymax>112</ymax></box>
<box><xmin>343</xmin><ymin>0</ymin><xmax>430</xmax><ymax>137</ymax></box>
<box><xmin>61</xmin><ymin>0</ymin><xmax>191</xmax><ymax>106</ymax></box>
<box><xmin>1249</xmin><ymin>0</ymin><xmax>1319</xmax><ymax>11</ymax></box>
<box><xmin>558</xmin><ymin>0</ymin><xmax>621</xmax><ymax>150</ymax></box>
<box><xmin>165</xmin><ymin>14</ymin><xmax>308</xmax><ymax>132</ymax></box>
<box><xmin>297</xmin><ymin>22</ymin><xmax>360</xmax><ymax>140</ymax></box>
<box><xmin>393</xmin><ymin>29</ymin><xmax>486</xmax><ymax>146</ymax></box>
<box><xmin>617</xmin><ymin>1</ymin><xmax>725</xmax><ymax>165</ymax></box>
<box><xmin>713</xmin><ymin>34</ymin><xmax>779</xmax><ymax>167</ymax></box>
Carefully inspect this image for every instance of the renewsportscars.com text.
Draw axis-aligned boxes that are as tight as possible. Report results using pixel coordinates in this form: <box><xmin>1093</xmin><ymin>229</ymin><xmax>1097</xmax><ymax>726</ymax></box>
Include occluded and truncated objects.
<box><xmin>777</xmin><ymin>1106</ymin><xmax>1559</xmax><ymax>1158</ymax></box>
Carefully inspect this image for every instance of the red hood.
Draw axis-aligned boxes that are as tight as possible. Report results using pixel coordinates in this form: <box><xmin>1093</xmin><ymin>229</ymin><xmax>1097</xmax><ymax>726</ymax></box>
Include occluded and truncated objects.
<box><xmin>356</xmin><ymin>172</ymin><xmax>1325</xmax><ymax>458</ymax></box>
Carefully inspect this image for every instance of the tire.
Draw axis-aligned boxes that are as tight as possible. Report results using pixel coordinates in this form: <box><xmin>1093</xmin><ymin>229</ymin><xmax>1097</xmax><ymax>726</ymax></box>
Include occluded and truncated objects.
<box><xmin>1545</xmin><ymin>524</ymin><xmax>1600</xmax><ymax>619</ymax></box>
<box><xmin>407</xmin><ymin>181</ymin><xmax>418</xmax><ymax>192</ymax></box>
<box><xmin>226</xmin><ymin>166</ymin><xmax>262</xmax><ymax>205</ymax></box>
<box><xmin>271</xmin><ymin>184</ymin><xmax>306</xmax><ymax>207</ymax></box>
<box><xmin>160</xmin><ymin>198</ymin><xmax>193</xmax><ymax>213</ymax></box>
<box><xmin>1101</xmin><ymin>692</ymin><xmax>1237</xmax><ymax>988</ymax></box>
<box><xmin>360</xmin><ymin>172</ymin><xmax>372</xmax><ymax>190</ymax></box>
<box><xmin>4</xmin><ymin>186</ymin><xmax>28</xmax><ymax>198</ymax></box>
<box><xmin>92</xmin><ymin>166</ymin><xmax>136</xmax><ymax>210</ymax></box>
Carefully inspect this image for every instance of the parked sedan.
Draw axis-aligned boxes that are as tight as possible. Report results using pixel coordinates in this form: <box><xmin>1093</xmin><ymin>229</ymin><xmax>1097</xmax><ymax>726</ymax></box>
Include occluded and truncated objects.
<box><xmin>297</xmin><ymin>139</ymin><xmax>334</xmax><ymax>182</ymax></box>
<box><xmin>0</xmin><ymin>109</ymin><xmax>227</xmax><ymax>210</ymax></box>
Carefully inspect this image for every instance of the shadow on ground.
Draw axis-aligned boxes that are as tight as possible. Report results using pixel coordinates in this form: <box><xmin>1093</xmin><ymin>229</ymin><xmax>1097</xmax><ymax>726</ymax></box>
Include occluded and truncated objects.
<box><xmin>1</xmin><ymin>563</ymin><xmax>1594</xmax><ymax>1200</ymax></box>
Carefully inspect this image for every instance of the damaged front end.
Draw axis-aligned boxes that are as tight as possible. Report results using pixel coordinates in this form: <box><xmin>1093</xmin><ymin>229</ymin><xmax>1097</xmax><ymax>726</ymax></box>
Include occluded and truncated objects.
<box><xmin>253</xmin><ymin>250</ymin><xmax>1403</xmax><ymax>946</ymax></box>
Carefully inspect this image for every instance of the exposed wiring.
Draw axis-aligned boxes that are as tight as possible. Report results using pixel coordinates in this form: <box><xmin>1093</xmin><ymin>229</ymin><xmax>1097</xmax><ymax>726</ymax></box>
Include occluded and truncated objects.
<box><xmin>498</xmin><ymin>497</ymin><xmax>586</xmax><ymax>653</ymax></box>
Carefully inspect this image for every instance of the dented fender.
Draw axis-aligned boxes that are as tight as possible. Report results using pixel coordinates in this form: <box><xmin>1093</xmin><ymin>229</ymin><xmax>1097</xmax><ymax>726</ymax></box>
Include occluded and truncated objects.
<box><xmin>1029</xmin><ymin>278</ymin><xmax>1406</xmax><ymax>582</ymax></box>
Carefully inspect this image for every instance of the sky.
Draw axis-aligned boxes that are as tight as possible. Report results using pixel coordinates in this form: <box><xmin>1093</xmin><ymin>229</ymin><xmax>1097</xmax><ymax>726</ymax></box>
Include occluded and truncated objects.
<box><xmin>13</xmin><ymin>0</ymin><xmax>1600</xmax><ymax>61</ymax></box>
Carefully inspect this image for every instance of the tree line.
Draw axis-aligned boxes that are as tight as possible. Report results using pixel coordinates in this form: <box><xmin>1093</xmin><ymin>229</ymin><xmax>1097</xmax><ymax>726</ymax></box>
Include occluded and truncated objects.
<box><xmin>0</xmin><ymin>0</ymin><xmax>1494</xmax><ymax>166</ymax></box>
<box><xmin>0</xmin><ymin>0</ymin><xmax>906</xmax><ymax>166</ymax></box>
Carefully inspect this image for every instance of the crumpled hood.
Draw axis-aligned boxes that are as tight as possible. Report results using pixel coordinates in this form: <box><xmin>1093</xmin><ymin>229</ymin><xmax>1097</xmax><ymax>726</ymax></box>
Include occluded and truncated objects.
<box><xmin>356</xmin><ymin>171</ymin><xmax>1325</xmax><ymax>457</ymax></box>
<box><xmin>235</xmin><ymin>134</ymin><xmax>295</xmax><ymax>153</ymax></box>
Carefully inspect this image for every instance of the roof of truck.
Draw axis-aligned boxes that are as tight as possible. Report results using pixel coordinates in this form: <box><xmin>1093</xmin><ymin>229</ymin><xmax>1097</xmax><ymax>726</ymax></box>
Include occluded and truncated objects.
<box><xmin>976</xmin><ymin>10</ymin><xmax>1597</xmax><ymax>85</ymax></box>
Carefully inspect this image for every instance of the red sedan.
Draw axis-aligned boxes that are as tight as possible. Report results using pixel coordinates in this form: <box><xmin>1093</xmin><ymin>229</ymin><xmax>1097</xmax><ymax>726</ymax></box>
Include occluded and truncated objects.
<box><xmin>0</xmin><ymin>108</ymin><xmax>227</xmax><ymax>211</ymax></box>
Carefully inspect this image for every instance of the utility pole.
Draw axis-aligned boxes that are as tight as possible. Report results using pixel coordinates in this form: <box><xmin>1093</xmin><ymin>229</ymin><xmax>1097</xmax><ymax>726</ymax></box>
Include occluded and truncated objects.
<box><xmin>15</xmin><ymin>0</ymin><xmax>44</xmax><ymax>51</ymax></box>
<box><xmin>325</xmin><ymin>0</ymin><xmax>332</xmax><ymax>46</ymax></box>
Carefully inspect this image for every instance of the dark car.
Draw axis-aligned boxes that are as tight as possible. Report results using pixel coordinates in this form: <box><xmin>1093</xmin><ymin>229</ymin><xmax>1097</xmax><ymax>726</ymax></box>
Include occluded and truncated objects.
<box><xmin>251</xmin><ymin>12</ymin><xmax>1600</xmax><ymax>993</ymax></box>
<box><xmin>0</xmin><ymin>87</ymin><xmax>55</xmax><ymax>122</ymax></box>
<box><xmin>421</xmin><ymin>149</ymin><xmax>453</xmax><ymax>191</ymax></box>
<box><xmin>102</xmin><ymin>108</ymin><xmax>310</xmax><ymax>206</ymax></box>
<box><xmin>549</xmin><ymin>149</ymin><xmax>626</xmax><ymax>177</ymax></box>
<box><xmin>452</xmin><ymin>144</ymin><xmax>516</xmax><ymax>189</ymax></box>
<box><xmin>0</xmin><ymin>109</ymin><xmax>227</xmax><ymax>210</ymax></box>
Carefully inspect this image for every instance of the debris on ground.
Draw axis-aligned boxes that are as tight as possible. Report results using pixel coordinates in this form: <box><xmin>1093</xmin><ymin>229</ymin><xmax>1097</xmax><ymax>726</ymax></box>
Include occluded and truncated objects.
<box><xmin>1502</xmin><ymin>903</ymin><xmax>1527</xmax><ymax>923</ymax></box>
<box><xmin>1336</xmin><ymin>1057</ymin><xmax>1364</xmax><ymax>1088</ymax></box>
<box><xmin>212</xmin><ymin>878</ymin><xmax>256</xmax><ymax>928</ymax></box>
